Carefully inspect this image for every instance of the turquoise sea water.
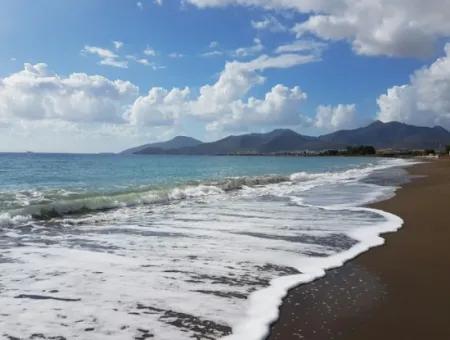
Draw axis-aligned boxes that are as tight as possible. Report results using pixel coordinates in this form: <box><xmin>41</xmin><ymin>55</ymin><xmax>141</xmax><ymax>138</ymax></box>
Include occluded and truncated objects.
<box><xmin>0</xmin><ymin>153</ymin><xmax>379</xmax><ymax>211</ymax></box>
<box><xmin>1</xmin><ymin>153</ymin><xmax>382</xmax><ymax>189</ymax></box>
<box><xmin>0</xmin><ymin>153</ymin><xmax>410</xmax><ymax>340</ymax></box>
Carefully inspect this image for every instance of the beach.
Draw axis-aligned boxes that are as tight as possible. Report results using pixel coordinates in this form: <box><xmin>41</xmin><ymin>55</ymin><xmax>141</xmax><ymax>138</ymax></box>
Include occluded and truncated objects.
<box><xmin>2</xmin><ymin>155</ymin><xmax>408</xmax><ymax>339</ymax></box>
<box><xmin>269</xmin><ymin>158</ymin><xmax>450</xmax><ymax>340</ymax></box>
<box><xmin>1</xmin><ymin>155</ymin><xmax>447</xmax><ymax>339</ymax></box>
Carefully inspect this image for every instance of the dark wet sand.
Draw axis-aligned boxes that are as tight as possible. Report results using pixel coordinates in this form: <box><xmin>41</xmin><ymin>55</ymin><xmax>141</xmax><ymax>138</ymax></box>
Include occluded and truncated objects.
<box><xmin>269</xmin><ymin>158</ymin><xmax>450</xmax><ymax>340</ymax></box>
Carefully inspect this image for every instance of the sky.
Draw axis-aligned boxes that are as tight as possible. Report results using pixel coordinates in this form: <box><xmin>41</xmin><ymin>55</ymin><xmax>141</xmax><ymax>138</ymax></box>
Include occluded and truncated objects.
<box><xmin>0</xmin><ymin>0</ymin><xmax>450</xmax><ymax>153</ymax></box>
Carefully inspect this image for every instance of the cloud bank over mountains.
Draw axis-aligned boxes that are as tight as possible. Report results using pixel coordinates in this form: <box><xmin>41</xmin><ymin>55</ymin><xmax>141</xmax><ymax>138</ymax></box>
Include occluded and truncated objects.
<box><xmin>2</xmin><ymin>41</ymin><xmax>450</xmax><ymax>151</ymax></box>
<box><xmin>1</xmin><ymin>54</ymin><xmax>327</xmax><ymax>135</ymax></box>
<box><xmin>2</xmin><ymin>0</ymin><xmax>450</xmax><ymax>151</ymax></box>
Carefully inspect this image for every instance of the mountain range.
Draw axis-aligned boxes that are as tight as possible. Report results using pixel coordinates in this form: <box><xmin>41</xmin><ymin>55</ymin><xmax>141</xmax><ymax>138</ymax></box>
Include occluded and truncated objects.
<box><xmin>121</xmin><ymin>121</ymin><xmax>450</xmax><ymax>155</ymax></box>
<box><xmin>121</xmin><ymin>136</ymin><xmax>202</xmax><ymax>154</ymax></box>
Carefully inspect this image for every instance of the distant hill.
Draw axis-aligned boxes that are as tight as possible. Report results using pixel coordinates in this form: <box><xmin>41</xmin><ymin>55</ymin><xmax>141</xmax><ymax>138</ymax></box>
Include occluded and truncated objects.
<box><xmin>121</xmin><ymin>136</ymin><xmax>203</xmax><ymax>154</ymax></box>
<box><xmin>319</xmin><ymin>121</ymin><xmax>450</xmax><ymax>149</ymax></box>
<box><xmin>171</xmin><ymin>129</ymin><xmax>316</xmax><ymax>155</ymax></box>
<box><xmin>121</xmin><ymin>121</ymin><xmax>450</xmax><ymax>155</ymax></box>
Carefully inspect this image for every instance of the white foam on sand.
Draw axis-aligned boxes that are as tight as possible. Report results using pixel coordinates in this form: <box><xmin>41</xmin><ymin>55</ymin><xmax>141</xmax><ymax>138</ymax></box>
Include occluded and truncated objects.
<box><xmin>0</xmin><ymin>158</ymin><xmax>414</xmax><ymax>340</ymax></box>
<box><xmin>222</xmin><ymin>207</ymin><xmax>403</xmax><ymax>340</ymax></box>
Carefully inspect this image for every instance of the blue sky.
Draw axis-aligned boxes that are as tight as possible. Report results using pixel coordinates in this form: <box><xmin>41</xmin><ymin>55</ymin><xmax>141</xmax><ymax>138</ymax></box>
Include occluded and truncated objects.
<box><xmin>0</xmin><ymin>0</ymin><xmax>449</xmax><ymax>152</ymax></box>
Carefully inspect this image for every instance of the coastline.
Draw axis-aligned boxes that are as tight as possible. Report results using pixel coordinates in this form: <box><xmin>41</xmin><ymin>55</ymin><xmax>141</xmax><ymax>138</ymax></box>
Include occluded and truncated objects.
<box><xmin>268</xmin><ymin>158</ymin><xmax>450</xmax><ymax>340</ymax></box>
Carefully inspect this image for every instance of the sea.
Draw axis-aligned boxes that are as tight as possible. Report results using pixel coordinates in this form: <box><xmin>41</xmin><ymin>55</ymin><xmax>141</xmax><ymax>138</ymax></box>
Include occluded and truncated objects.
<box><xmin>0</xmin><ymin>153</ymin><xmax>414</xmax><ymax>340</ymax></box>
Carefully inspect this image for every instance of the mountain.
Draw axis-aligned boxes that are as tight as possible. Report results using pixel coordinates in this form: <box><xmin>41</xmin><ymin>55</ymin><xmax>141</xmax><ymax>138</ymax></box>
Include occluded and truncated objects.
<box><xmin>166</xmin><ymin>129</ymin><xmax>318</xmax><ymax>155</ymax></box>
<box><xmin>320</xmin><ymin>121</ymin><xmax>450</xmax><ymax>149</ymax></box>
<box><xmin>121</xmin><ymin>136</ymin><xmax>203</xmax><ymax>154</ymax></box>
<box><xmin>121</xmin><ymin>121</ymin><xmax>450</xmax><ymax>155</ymax></box>
<box><xmin>259</xmin><ymin>129</ymin><xmax>330</xmax><ymax>153</ymax></box>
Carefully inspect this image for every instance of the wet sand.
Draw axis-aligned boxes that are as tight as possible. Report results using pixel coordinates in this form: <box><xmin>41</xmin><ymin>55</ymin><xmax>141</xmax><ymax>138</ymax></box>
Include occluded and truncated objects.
<box><xmin>269</xmin><ymin>158</ymin><xmax>450</xmax><ymax>340</ymax></box>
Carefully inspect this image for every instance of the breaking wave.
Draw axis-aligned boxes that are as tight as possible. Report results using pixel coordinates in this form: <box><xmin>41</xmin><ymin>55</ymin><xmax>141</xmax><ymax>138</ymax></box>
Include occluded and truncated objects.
<box><xmin>0</xmin><ymin>158</ymin><xmax>411</xmax><ymax>226</ymax></box>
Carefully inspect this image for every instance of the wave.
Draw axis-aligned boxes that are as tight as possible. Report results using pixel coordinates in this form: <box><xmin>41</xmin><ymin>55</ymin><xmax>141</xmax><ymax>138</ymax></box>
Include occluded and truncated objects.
<box><xmin>222</xmin><ymin>158</ymin><xmax>417</xmax><ymax>340</ymax></box>
<box><xmin>1</xmin><ymin>175</ymin><xmax>293</xmax><ymax>224</ymax></box>
<box><xmin>0</xmin><ymin>158</ymin><xmax>413</xmax><ymax>226</ymax></box>
<box><xmin>0</xmin><ymin>213</ymin><xmax>32</xmax><ymax>227</ymax></box>
<box><xmin>0</xmin><ymin>157</ymin><xmax>417</xmax><ymax>339</ymax></box>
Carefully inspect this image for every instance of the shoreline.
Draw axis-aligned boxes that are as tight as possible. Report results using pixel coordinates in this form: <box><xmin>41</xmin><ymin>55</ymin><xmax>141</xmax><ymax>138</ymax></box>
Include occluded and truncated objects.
<box><xmin>268</xmin><ymin>158</ymin><xmax>450</xmax><ymax>340</ymax></box>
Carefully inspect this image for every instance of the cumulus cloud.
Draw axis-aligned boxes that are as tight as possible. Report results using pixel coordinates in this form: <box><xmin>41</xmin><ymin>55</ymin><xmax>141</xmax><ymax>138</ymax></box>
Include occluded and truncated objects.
<box><xmin>314</xmin><ymin>104</ymin><xmax>361</xmax><ymax>131</ymax></box>
<box><xmin>233</xmin><ymin>38</ymin><xmax>264</xmax><ymax>58</ymax></box>
<box><xmin>129</xmin><ymin>53</ymin><xmax>319</xmax><ymax>130</ymax></box>
<box><xmin>251</xmin><ymin>15</ymin><xmax>286</xmax><ymax>32</ymax></box>
<box><xmin>206</xmin><ymin>84</ymin><xmax>307</xmax><ymax>131</ymax></box>
<box><xmin>193</xmin><ymin>53</ymin><xmax>316</xmax><ymax>118</ymax></box>
<box><xmin>82</xmin><ymin>45</ymin><xmax>128</xmax><ymax>68</ymax></box>
<box><xmin>185</xmin><ymin>0</ymin><xmax>450</xmax><ymax>58</ymax></box>
<box><xmin>0</xmin><ymin>50</ymin><xmax>325</xmax><ymax>151</ymax></box>
<box><xmin>126</xmin><ymin>87</ymin><xmax>190</xmax><ymax>126</ymax></box>
<box><xmin>0</xmin><ymin>63</ymin><xmax>138</xmax><ymax>124</ymax></box>
<box><xmin>377</xmin><ymin>43</ymin><xmax>450</xmax><ymax>129</ymax></box>
<box><xmin>292</xmin><ymin>0</ymin><xmax>450</xmax><ymax>58</ymax></box>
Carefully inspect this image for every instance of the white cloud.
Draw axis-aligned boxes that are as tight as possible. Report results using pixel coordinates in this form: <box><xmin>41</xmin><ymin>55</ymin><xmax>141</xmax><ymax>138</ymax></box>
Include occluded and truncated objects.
<box><xmin>100</xmin><ymin>59</ymin><xmax>128</xmax><ymax>69</ymax></box>
<box><xmin>126</xmin><ymin>54</ymin><xmax>164</xmax><ymax>69</ymax></box>
<box><xmin>136</xmin><ymin>58</ymin><xmax>151</xmax><ymax>66</ymax></box>
<box><xmin>209</xmin><ymin>41</ymin><xmax>219</xmax><ymax>49</ymax></box>
<box><xmin>137</xmin><ymin>1</ymin><xmax>144</xmax><ymax>10</ymax></box>
<box><xmin>201</xmin><ymin>41</ymin><xmax>224</xmax><ymax>58</ymax></box>
<box><xmin>202</xmin><ymin>39</ymin><xmax>265</xmax><ymax>59</ymax></box>
<box><xmin>113</xmin><ymin>41</ymin><xmax>124</xmax><ymax>50</ymax></box>
<box><xmin>291</xmin><ymin>1</ymin><xmax>446</xmax><ymax>58</ymax></box>
<box><xmin>0</xmin><ymin>64</ymin><xmax>184</xmax><ymax>152</ymax></box>
<box><xmin>0</xmin><ymin>63</ymin><xmax>138</xmax><ymax>124</ymax></box>
<box><xmin>82</xmin><ymin>45</ymin><xmax>128</xmax><ymax>68</ymax></box>
<box><xmin>201</xmin><ymin>50</ymin><xmax>223</xmax><ymax>57</ymax></box>
<box><xmin>128</xmin><ymin>53</ymin><xmax>319</xmax><ymax>130</ymax></box>
<box><xmin>184</xmin><ymin>0</ymin><xmax>330</xmax><ymax>11</ymax></box>
<box><xmin>154</xmin><ymin>0</ymin><xmax>163</xmax><ymax>5</ymax></box>
<box><xmin>0</xmin><ymin>51</ymin><xmax>322</xmax><ymax>151</ymax></box>
<box><xmin>127</xmin><ymin>87</ymin><xmax>190</xmax><ymax>126</ymax></box>
<box><xmin>314</xmin><ymin>104</ymin><xmax>360</xmax><ymax>131</ymax></box>
<box><xmin>194</xmin><ymin>53</ymin><xmax>316</xmax><ymax>117</ymax></box>
<box><xmin>251</xmin><ymin>15</ymin><xmax>286</xmax><ymax>32</ymax></box>
<box><xmin>82</xmin><ymin>46</ymin><xmax>116</xmax><ymax>60</ymax></box>
<box><xmin>168</xmin><ymin>52</ymin><xmax>184</xmax><ymax>58</ymax></box>
<box><xmin>186</xmin><ymin>0</ymin><xmax>450</xmax><ymax>58</ymax></box>
<box><xmin>377</xmin><ymin>43</ymin><xmax>450</xmax><ymax>129</ymax></box>
<box><xmin>144</xmin><ymin>47</ymin><xmax>157</xmax><ymax>56</ymax></box>
<box><xmin>233</xmin><ymin>38</ymin><xmax>264</xmax><ymax>58</ymax></box>
<box><xmin>206</xmin><ymin>84</ymin><xmax>307</xmax><ymax>131</ymax></box>
<box><xmin>275</xmin><ymin>39</ymin><xmax>326</xmax><ymax>55</ymax></box>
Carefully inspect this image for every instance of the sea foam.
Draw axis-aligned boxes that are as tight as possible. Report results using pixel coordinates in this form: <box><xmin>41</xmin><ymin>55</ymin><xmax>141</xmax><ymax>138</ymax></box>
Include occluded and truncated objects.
<box><xmin>0</xmin><ymin>158</ymin><xmax>414</xmax><ymax>340</ymax></box>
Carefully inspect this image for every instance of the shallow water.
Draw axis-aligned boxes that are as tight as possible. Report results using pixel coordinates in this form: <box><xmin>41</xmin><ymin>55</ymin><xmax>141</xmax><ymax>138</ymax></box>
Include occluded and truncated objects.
<box><xmin>0</xmin><ymin>154</ymin><xmax>412</xmax><ymax>339</ymax></box>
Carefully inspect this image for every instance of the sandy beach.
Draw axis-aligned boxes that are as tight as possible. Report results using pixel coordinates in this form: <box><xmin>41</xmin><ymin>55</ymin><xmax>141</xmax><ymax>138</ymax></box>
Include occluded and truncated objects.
<box><xmin>269</xmin><ymin>158</ymin><xmax>450</xmax><ymax>340</ymax></box>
